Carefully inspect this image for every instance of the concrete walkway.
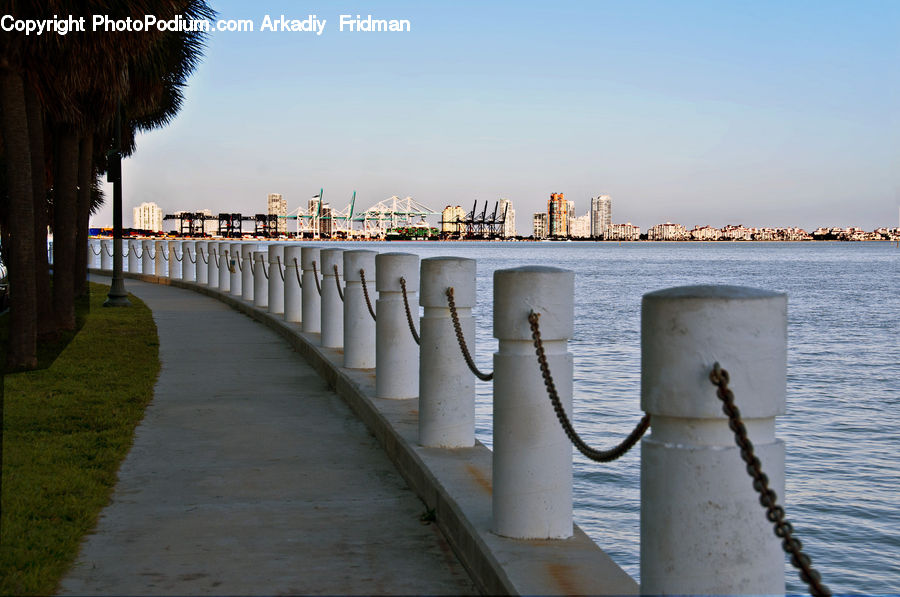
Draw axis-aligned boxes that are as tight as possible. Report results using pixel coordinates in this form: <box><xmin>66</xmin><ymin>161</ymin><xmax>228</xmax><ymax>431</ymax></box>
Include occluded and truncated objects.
<box><xmin>60</xmin><ymin>278</ymin><xmax>477</xmax><ymax>596</ymax></box>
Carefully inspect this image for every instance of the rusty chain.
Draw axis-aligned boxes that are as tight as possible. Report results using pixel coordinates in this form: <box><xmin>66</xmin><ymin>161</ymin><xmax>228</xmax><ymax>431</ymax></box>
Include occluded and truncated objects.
<box><xmin>186</xmin><ymin>249</ymin><xmax>196</xmax><ymax>264</ymax></box>
<box><xmin>445</xmin><ymin>287</ymin><xmax>493</xmax><ymax>381</ymax></box>
<box><xmin>236</xmin><ymin>253</ymin><xmax>243</xmax><ymax>272</ymax></box>
<box><xmin>360</xmin><ymin>269</ymin><xmax>376</xmax><ymax>321</ymax></box>
<box><xmin>212</xmin><ymin>248</ymin><xmax>220</xmax><ymax>268</ymax></box>
<box><xmin>527</xmin><ymin>311</ymin><xmax>650</xmax><ymax>462</ymax></box>
<box><xmin>173</xmin><ymin>249</ymin><xmax>183</xmax><ymax>262</ymax></box>
<box><xmin>292</xmin><ymin>257</ymin><xmax>302</xmax><ymax>288</ymax></box>
<box><xmin>259</xmin><ymin>257</ymin><xmax>269</xmax><ymax>280</ymax></box>
<box><xmin>160</xmin><ymin>248</ymin><xmax>169</xmax><ymax>261</ymax></box>
<box><xmin>275</xmin><ymin>255</ymin><xmax>285</xmax><ymax>282</ymax></box>
<box><xmin>399</xmin><ymin>276</ymin><xmax>420</xmax><ymax>345</ymax></box>
<box><xmin>224</xmin><ymin>251</ymin><xmax>235</xmax><ymax>274</ymax></box>
<box><xmin>312</xmin><ymin>260</ymin><xmax>322</xmax><ymax>295</ymax></box>
<box><xmin>198</xmin><ymin>247</ymin><xmax>208</xmax><ymax>265</ymax></box>
<box><xmin>91</xmin><ymin>244</ymin><xmax>102</xmax><ymax>256</ymax></box>
<box><xmin>709</xmin><ymin>362</ymin><xmax>830</xmax><ymax>597</ymax></box>
<box><xmin>333</xmin><ymin>265</ymin><xmax>344</xmax><ymax>301</ymax></box>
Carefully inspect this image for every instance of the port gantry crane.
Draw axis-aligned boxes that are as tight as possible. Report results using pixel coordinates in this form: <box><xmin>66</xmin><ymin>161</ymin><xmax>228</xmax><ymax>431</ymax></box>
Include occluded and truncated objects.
<box><xmin>163</xmin><ymin>191</ymin><xmax>440</xmax><ymax>238</ymax></box>
<box><xmin>442</xmin><ymin>199</ymin><xmax>509</xmax><ymax>239</ymax></box>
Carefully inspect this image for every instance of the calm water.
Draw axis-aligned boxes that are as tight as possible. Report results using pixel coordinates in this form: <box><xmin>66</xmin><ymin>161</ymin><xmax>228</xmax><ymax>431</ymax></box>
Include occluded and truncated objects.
<box><xmin>113</xmin><ymin>240</ymin><xmax>900</xmax><ymax>593</ymax></box>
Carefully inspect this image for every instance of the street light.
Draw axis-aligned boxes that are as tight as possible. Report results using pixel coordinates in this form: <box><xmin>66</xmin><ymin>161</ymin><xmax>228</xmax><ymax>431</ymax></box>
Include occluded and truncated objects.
<box><xmin>104</xmin><ymin>103</ymin><xmax>131</xmax><ymax>307</ymax></box>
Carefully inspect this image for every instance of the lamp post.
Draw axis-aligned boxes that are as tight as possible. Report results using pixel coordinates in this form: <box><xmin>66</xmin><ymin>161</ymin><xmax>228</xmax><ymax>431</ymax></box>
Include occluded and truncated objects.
<box><xmin>104</xmin><ymin>104</ymin><xmax>131</xmax><ymax>307</ymax></box>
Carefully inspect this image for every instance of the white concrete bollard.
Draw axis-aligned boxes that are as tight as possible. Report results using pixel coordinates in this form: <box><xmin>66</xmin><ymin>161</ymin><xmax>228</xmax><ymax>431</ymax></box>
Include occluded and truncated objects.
<box><xmin>141</xmin><ymin>239</ymin><xmax>154</xmax><ymax>274</ymax></box>
<box><xmin>99</xmin><ymin>239</ymin><xmax>112</xmax><ymax>271</ymax></box>
<box><xmin>196</xmin><ymin>241</ymin><xmax>209</xmax><ymax>285</ymax></box>
<box><xmin>375</xmin><ymin>252</ymin><xmax>420</xmax><ymax>399</ymax></box>
<box><xmin>154</xmin><ymin>240</ymin><xmax>166</xmax><ymax>277</ymax></box>
<box><xmin>181</xmin><ymin>241</ymin><xmax>196</xmax><ymax>282</ymax></box>
<box><xmin>492</xmin><ymin>266</ymin><xmax>574</xmax><ymax>539</ymax></box>
<box><xmin>640</xmin><ymin>285</ymin><xmax>786</xmax><ymax>595</ymax></box>
<box><xmin>167</xmin><ymin>240</ymin><xmax>182</xmax><ymax>280</ymax></box>
<box><xmin>217</xmin><ymin>241</ymin><xmax>231</xmax><ymax>293</ymax></box>
<box><xmin>283</xmin><ymin>245</ymin><xmax>303</xmax><ymax>323</ymax></box>
<box><xmin>343</xmin><ymin>250</ymin><xmax>377</xmax><ymax>368</ymax></box>
<box><xmin>128</xmin><ymin>239</ymin><xmax>141</xmax><ymax>273</ymax></box>
<box><xmin>241</xmin><ymin>243</ymin><xmax>258</xmax><ymax>302</ymax></box>
<box><xmin>320</xmin><ymin>248</ymin><xmax>345</xmax><ymax>348</ymax></box>
<box><xmin>253</xmin><ymin>251</ymin><xmax>268</xmax><ymax>308</ymax></box>
<box><xmin>267</xmin><ymin>244</ymin><xmax>285</xmax><ymax>315</ymax></box>
<box><xmin>207</xmin><ymin>241</ymin><xmax>220</xmax><ymax>289</ymax></box>
<box><xmin>229</xmin><ymin>242</ymin><xmax>243</xmax><ymax>297</ymax></box>
<box><xmin>418</xmin><ymin>257</ymin><xmax>477</xmax><ymax>448</ymax></box>
<box><xmin>301</xmin><ymin>247</ymin><xmax>322</xmax><ymax>334</ymax></box>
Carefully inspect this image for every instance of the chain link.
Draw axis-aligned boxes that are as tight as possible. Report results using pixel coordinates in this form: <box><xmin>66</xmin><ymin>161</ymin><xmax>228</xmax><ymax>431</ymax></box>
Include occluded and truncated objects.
<box><xmin>333</xmin><ymin>265</ymin><xmax>344</xmax><ymax>301</ymax></box>
<box><xmin>236</xmin><ymin>253</ymin><xmax>243</xmax><ymax>272</ymax></box>
<box><xmin>91</xmin><ymin>244</ymin><xmax>102</xmax><ymax>256</ymax></box>
<box><xmin>173</xmin><ymin>249</ymin><xmax>183</xmax><ymax>262</ymax></box>
<box><xmin>161</xmin><ymin>248</ymin><xmax>169</xmax><ymax>261</ymax></box>
<box><xmin>360</xmin><ymin>269</ymin><xmax>376</xmax><ymax>321</ymax></box>
<box><xmin>212</xmin><ymin>248</ymin><xmax>220</xmax><ymax>268</ymax></box>
<box><xmin>445</xmin><ymin>287</ymin><xmax>492</xmax><ymax>381</ymax></box>
<box><xmin>292</xmin><ymin>257</ymin><xmax>302</xmax><ymax>288</ymax></box>
<box><xmin>527</xmin><ymin>311</ymin><xmax>650</xmax><ymax>462</ymax></box>
<box><xmin>399</xmin><ymin>277</ymin><xmax>420</xmax><ymax>345</ymax></box>
<box><xmin>259</xmin><ymin>257</ymin><xmax>269</xmax><ymax>280</ymax></box>
<box><xmin>224</xmin><ymin>250</ymin><xmax>235</xmax><ymax>274</ymax></box>
<box><xmin>312</xmin><ymin>260</ymin><xmax>322</xmax><ymax>295</ymax></box>
<box><xmin>275</xmin><ymin>255</ymin><xmax>285</xmax><ymax>282</ymax></box>
<box><xmin>186</xmin><ymin>249</ymin><xmax>196</xmax><ymax>264</ymax></box>
<box><xmin>198</xmin><ymin>247</ymin><xmax>208</xmax><ymax>264</ymax></box>
<box><xmin>709</xmin><ymin>362</ymin><xmax>831</xmax><ymax>597</ymax></box>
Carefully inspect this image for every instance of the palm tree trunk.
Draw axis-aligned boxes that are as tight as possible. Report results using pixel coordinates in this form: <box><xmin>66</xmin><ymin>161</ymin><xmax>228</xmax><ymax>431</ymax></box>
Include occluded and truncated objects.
<box><xmin>24</xmin><ymin>81</ymin><xmax>55</xmax><ymax>336</ymax></box>
<box><xmin>0</xmin><ymin>68</ymin><xmax>38</xmax><ymax>369</ymax></box>
<box><xmin>52</xmin><ymin>124</ymin><xmax>79</xmax><ymax>331</ymax></box>
<box><xmin>75</xmin><ymin>134</ymin><xmax>93</xmax><ymax>296</ymax></box>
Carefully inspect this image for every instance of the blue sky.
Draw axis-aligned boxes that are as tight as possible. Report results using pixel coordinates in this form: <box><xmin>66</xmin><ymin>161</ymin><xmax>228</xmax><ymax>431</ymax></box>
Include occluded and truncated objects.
<box><xmin>92</xmin><ymin>0</ymin><xmax>900</xmax><ymax>232</ymax></box>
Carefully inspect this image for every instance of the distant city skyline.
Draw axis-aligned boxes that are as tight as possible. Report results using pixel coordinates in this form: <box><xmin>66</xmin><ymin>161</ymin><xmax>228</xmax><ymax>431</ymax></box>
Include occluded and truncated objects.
<box><xmin>91</xmin><ymin>0</ymin><xmax>899</xmax><ymax>232</ymax></box>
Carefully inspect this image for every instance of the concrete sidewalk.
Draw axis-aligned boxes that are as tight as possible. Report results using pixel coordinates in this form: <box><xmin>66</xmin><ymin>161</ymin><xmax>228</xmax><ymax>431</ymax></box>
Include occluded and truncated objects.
<box><xmin>60</xmin><ymin>278</ymin><xmax>476</xmax><ymax>596</ymax></box>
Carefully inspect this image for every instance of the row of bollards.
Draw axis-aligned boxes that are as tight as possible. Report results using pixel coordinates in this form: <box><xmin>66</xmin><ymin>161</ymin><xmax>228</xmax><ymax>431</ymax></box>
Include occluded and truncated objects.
<box><xmin>89</xmin><ymin>238</ymin><xmax>788</xmax><ymax>594</ymax></box>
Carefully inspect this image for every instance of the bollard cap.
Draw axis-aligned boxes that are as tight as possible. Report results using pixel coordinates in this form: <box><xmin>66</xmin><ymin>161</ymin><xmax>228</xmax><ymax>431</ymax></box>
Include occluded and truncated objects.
<box><xmin>284</xmin><ymin>244</ymin><xmax>304</xmax><ymax>262</ymax></box>
<box><xmin>240</xmin><ymin>243</ymin><xmax>259</xmax><ymax>257</ymax></box>
<box><xmin>376</xmin><ymin>252</ymin><xmax>419</xmax><ymax>292</ymax></box>
<box><xmin>168</xmin><ymin>239</ymin><xmax>181</xmax><ymax>247</ymax></box>
<box><xmin>420</xmin><ymin>257</ymin><xmax>476</xmax><ymax>308</ymax></box>
<box><xmin>343</xmin><ymin>250</ymin><xmax>377</xmax><ymax>282</ymax></box>
<box><xmin>253</xmin><ymin>250</ymin><xmax>267</xmax><ymax>263</ymax></box>
<box><xmin>641</xmin><ymin>285</ymin><xmax>786</xmax><ymax>419</ymax></box>
<box><xmin>494</xmin><ymin>266</ymin><xmax>574</xmax><ymax>340</ymax></box>
<box><xmin>320</xmin><ymin>248</ymin><xmax>345</xmax><ymax>275</ymax></box>
<box><xmin>267</xmin><ymin>243</ymin><xmax>285</xmax><ymax>259</ymax></box>
<box><xmin>301</xmin><ymin>246</ymin><xmax>321</xmax><ymax>269</ymax></box>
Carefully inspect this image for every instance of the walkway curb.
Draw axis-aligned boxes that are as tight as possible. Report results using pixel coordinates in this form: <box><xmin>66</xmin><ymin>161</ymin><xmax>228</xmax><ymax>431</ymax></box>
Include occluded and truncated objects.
<box><xmin>97</xmin><ymin>270</ymin><xmax>638</xmax><ymax>595</ymax></box>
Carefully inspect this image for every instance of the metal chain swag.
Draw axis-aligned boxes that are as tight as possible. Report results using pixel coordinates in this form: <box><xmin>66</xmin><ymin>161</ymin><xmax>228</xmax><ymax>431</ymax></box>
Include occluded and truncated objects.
<box><xmin>198</xmin><ymin>247</ymin><xmax>208</xmax><ymax>265</ymax></box>
<box><xmin>399</xmin><ymin>276</ymin><xmax>420</xmax><ymax>345</ymax></box>
<box><xmin>291</xmin><ymin>258</ymin><xmax>302</xmax><ymax>288</ymax></box>
<box><xmin>224</xmin><ymin>250</ymin><xmax>235</xmax><ymax>274</ymax></box>
<box><xmin>312</xmin><ymin>260</ymin><xmax>322</xmax><ymax>295</ymax></box>
<box><xmin>173</xmin><ymin>249</ymin><xmax>183</xmax><ymax>262</ymax></box>
<box><xmin>275</xmin><ymin>256</ymin><xmax>285</xmax><ymax>282</ymax></box>
<box><xmin>359</xmin><ymin>269</ymin><xmax>376</xmax><ymax>321</ymax></box>
<box><xmin>212</xmin><ymin>248</ymin><xmax>220</xmax><ymax>268</ymax></box>
<box><xmin>527</xmin><ymin>311</ymin><xmax>650</xmax><ymax>462</ymax></box>
<box><xmin>91</xmin><ymin>244</ymin><xmax>102</xmax><ymax>255</ymax></box>
<box><xmin>260</xmin><ymin>258</ymin><xmax>269</xmax><ymax>280</ymax></box>
<box><xmin>709</xmin><ymin>362</ymin><xmax>830</xmax><ymax>597</ymax></box>
<box><xmin>445</xmin><ymin>287</ymin><xmax>492</xmax><ymax>381</ymax></box>
<box><xmin>333</xmin><ymin>265</ymin><xmax>344</xmax><ymax>301</ymax></box>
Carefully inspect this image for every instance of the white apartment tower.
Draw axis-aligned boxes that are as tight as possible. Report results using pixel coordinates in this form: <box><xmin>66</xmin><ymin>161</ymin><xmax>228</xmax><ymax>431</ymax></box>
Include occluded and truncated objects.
<box><xmin>499</xmin><ymin>198</ymin><xmax>516</xmax><ymax>237</ymax></box>
<box><xmin>591</xmin><ymin>194</ymin><xmax>612</xmax><ymax>239</ymax></box>
<box><xmin>133</xmin><ymin>201</ymin><xmax>163</xmax><ymax>233</ymax></box>
<box><xmin>267</xmin><ymin>193</ymin><xmax>287</xmax><ymax>234</ymax></box>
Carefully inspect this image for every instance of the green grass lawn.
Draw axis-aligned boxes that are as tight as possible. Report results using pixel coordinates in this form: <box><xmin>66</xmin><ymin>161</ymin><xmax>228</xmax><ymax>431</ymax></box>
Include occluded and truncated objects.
<box><xmin>1</xmin><ymin>283</ymin><xmax>160</xmax><ymax>596</ymax></box>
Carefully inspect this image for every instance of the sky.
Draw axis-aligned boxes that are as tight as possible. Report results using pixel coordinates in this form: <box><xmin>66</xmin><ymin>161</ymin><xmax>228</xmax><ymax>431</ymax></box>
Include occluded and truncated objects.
<box><xmin>91</xmin><ymin>0</ymin><xmax>900</xmax><ymax>233</ymax></box>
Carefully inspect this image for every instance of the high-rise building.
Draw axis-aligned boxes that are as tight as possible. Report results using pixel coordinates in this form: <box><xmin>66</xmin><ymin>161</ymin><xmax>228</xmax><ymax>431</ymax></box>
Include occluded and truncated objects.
<box><xmin>133</xmin><ymin>201</ymin><xmax>163</xmax><ymax>233</ymax></box>
<box><xmin>267</xmin><ymin>193</ymin><xmax>287</xmax><ymax>234</ymax></box>
<box><xmin>569</xmin><ymin>213</ymin><xmax>591</xmax><ymax>238</ymax></box>
<box><xmin>590</xmin><ymin>194</ymin><xmax>612</xmax><ymax>239</ymax></box>
<box><xmin>567</xmin><ymin>201</ymin><xmax>576</xmax><ymax>236</ymax></box>
<box><xmin>533</xmin><ymin>212</ymin><xmax>549</xmax><ymax>239</ymax></box>
<box><xmin>498</xmin><ymin>198</ymin><xmax>516</xmax><ymax>237</ymax></box>
<box><xmin>441</xmin><ymin>205</ymin><xmax>466</xmax><ymax>235</ymax></box>
<box><xmin>548</xmin><ymin>192</ymin><xmax>568</xmax><ymax>237</ymax></box>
